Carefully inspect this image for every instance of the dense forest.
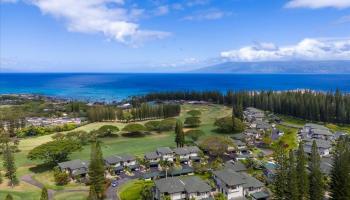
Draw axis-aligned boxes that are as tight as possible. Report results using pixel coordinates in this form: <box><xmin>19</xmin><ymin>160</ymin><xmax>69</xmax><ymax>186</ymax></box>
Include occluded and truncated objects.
<box><xmin>137</xmin><ymin>90</ymin><xmax>350</xmax><ymax>124</ymax></box>
<box><xmin>88</xmin><ymin>103</ymin><xmax>181</xmax><ymax>122</ymax></box>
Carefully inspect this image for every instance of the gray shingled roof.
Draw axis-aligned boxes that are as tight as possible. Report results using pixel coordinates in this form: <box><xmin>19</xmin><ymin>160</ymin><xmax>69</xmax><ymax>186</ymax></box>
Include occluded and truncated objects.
<box><xmin>213</xmin><ymin>168</ymin><xmax>246</xmax><ymax>186</ymax></box>
<box><xmin>251</xmin><ymin>191</ymin><xmax>270</xmax><ymax>199</ymax></box>
<box><xmin>154</xmin><ymin>176</ymin><xmax>211</xmax><ymax>194</ymax></box>
<box><xmin>157</xmin><ymin>147</ymin><xmax>173</xmax><ymax>155</ymax></box>
<box><xmin>231</xmin><ymin>133</ymin><xmax>245</xmax><ymax>140</ymax></box>
<box><xmin>104</xmin><ymin>154</ymin><xmax>135</xmax><ymax>165</ymax></box>
<box><xmin>144</xmin><ymin>152</ymin><xmax>160</xmax><ymax>160</ymax></box>
<box><xmin>72</xmin><ymin>168</ymin><xmax>88</xmax><ymax>176</ymax></box>
<box><xmin>225</xmin><ymin>160</ymin><xmax>247</xmax><ymax>172</ymax></box>
<box><xmin>58</xmin><ymin>159</ymin><xmax>89</xmax><ymax>170</ymax></box>
<box><xmin>181</xmin><ymin>176</ymin><xmax>211</xmax><ymax>193</ymax></box>
<box><xmin>240</xmin><ymin>173</ymin><xmax>264</xmax><ymax>188</ymax></box>
<box><xmin>173</xmin><ymin>147</ymin><xmax>190</xmax><ymax>155</ymax></box>
<box><xmin>311</xmin><ymin>129</ymin><xmax>333</xmax><ymax>136</ymax></box>
<box><xmin>234</xmin><ymin>139</ymin><xmax>246</xmax><ymax>146</ymax></box>
<box><xmin>154</xmin><ymin>177</ymin><xmax>186</xmax><ymax>194</ymax></box>
<box><xmin>305</xmin><ymin>123</ymin><xmax>329</xmax><ymax>131</ymax></box>
<box><xmin>304</xmin><ymin>139</ymin><xmax>332</xmax><ymax>149</ymax></box>
<box><xmin>186</xmin><ymin>146</ymin><xmax>200</xmax><ymax>153</ymax></box>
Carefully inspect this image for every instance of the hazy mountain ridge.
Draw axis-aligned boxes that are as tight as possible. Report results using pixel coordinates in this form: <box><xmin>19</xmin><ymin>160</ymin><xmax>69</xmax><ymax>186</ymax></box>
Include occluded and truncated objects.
<box><xmin>192</xmin><ymin>60</ymin><xmax>350</xmax><ymax>74</ymax></box>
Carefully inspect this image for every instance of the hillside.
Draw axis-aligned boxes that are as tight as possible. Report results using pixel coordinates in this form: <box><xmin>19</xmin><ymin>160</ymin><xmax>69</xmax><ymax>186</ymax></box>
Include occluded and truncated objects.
<box><xmin>192</xmin><ymin>60</ymin><xmax>350</xmax><ymax>74</ymax></box>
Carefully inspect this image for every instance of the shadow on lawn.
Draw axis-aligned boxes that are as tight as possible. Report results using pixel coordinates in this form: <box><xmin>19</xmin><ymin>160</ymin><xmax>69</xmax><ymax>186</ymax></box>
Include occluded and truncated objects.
<box><xmin>29</xmin><ymin>163</ymin><xmax>54</xmax><ymax>173</ymax></box>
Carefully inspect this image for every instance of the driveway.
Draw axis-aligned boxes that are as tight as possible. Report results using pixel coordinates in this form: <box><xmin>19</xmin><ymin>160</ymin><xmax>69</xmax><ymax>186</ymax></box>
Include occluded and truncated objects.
<box><xmin>105</xmin><ymin>177</ymin><xmax>130</xmax><ymax>200</ymax></box>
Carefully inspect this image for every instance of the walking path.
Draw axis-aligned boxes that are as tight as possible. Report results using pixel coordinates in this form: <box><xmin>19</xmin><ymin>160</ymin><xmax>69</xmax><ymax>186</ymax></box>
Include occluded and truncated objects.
<box><xmin>21</xmin><ymin>174</ymin><xmax>89</xmax><ymax>200</ymax></box>
<box><xmin>21</xmin><ymin>174</ymin><xmax>55</xmax><ymax>200</ymax></box>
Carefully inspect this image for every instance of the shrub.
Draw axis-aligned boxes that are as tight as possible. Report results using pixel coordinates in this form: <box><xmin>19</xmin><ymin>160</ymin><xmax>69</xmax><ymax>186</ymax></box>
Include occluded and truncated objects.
<box><xmin>53</xmin><ymin>167</ymin><xmax>69</xmax><ymax>185</ymax></box>
<box><xmin>200</xmin><ymin>136</ymin><xmax>234</xmax><ymax>157</ymax></box>
<box><xmin>184</xmin><ymin>117</ymin><xmax>201</xmax><ymax>127</ymax></box>
<box><xmin>187</xmin><ymin>110</ymin><xmax>201</xmax><ymax>117</ymax></box>
<box><xmin>214</xmin><ymin>116</ymin><xmax>244</xmax><ymax>133</ymax></box>
<box><xmin>16</xmin><ymin>123</ymin><xmax>78</xmax><ymax>138</ymax></box>
<box><xmin>52</xmin><ymin>132</ymin><xmax>65</xmax><ymax>140</ymax></box>
<box><xmin>95</xmin><ymin>125</ymin><xmax>119</xmax><ymax>137</ymax></box>
<box><xmin>185</xmin><ymin>129</ymin><xmax>204</xmax><ymax>141</ymax></box>
<box><xmin>122</xmin><ymin>123</ymin><xmax>146</xmax><ymax>133</ymax></box>
<box><xmin>158</xmin><ymin>118</ymin><xmax>176</xmax><ymax>131</ymax></box>
<box><xmin>145</xmin><ymin>121</ymin><xmax>161</xmax><ymax>132</ymax></box>
<box><xmin>27</xmin><ymin>139</ymin><xmax>82</xmax><ymax>165</ymax></box>
<box><xmin>65</xmin><ymin>131</ymin><xmax>91</xmax><ymax>145</ymax></box>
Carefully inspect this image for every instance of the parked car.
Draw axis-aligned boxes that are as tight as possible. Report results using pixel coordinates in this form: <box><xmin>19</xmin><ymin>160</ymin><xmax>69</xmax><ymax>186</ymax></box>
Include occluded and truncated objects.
<box><xmin>112</xmin><ymin>181</ymin><xmax>118</xmax><ymax>187</ymax></box>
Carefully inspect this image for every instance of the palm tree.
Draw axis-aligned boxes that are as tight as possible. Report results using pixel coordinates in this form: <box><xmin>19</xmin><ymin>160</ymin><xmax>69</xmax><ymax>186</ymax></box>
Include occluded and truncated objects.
<box><xmin>159</xmin><ymin>160</ymin><xmax>172</xmax><ymax>179</ymax></box>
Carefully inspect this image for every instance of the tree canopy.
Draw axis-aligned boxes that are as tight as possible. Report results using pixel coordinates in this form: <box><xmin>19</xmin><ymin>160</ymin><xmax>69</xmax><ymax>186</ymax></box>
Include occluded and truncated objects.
<box><xmin>214</xmin><ymin>116</ymin><xmax>244</xmax><ymax>133</ymax></box>
<box><xmin>185</xmin><ymin>129</ymin><xmax>204</xmax><ymax>142</ymax></box>
<box><xmin>187</xmin><ymin>110</ymin><xmax>201</xmax><ymax>117</ymax></box>
<box><xmin>144</xmin><ymin>120</ymin><xmax>161</xmax><ymax>132</ymax></box>
<box><xmin>140</xmin><ymin>90</ymin><xmax>350</xmax><ymax>124</ymax></box>
<box><xmin>27</xmin><ymin>139</ymin><xmax>82</xmax><ymax>164</ymax></box>
<box><xmin>200</xmin><ymin>136</ymin><xmax>234</xmax><ymax>157</ymax></box>
<box><xmin>122</xmin><ymin>123</ymin><xmax>147</xmax><ymax>133</ymax></box>
<box><xmin>184</xmin><ymin>116</ymin><xmax>201</xmax><ymax>128</ymax></box>
<box><xmin>94</xmin><ymin>125</ymin><xmax>119</xmax><ymax>137</ymax></box>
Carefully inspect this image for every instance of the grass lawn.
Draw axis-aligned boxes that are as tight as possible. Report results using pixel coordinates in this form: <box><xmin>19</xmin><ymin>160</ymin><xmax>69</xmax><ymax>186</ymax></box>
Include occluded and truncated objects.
<box><xmin>118</xmin><ymin>179</ymin><xmax>154</xmax><ymax>200</ymax></box>
<box><xmin>325</xmin><ymin>123</ymin><xmax>350</xmax><ymax>133</ymax></box>
<box><xmin>275</xmin><ymin>124</ymin><xmax>298</xmax><ymax>150</ymax></box>
<box><xmin>0</xmin><ymin>182</ymin><xmax>41</xmax><ymax>200</ymax></box>
<box><xmin>7</xmin><ymin>104</ymin><xmax>231</xmax><ymax>198</ymax></box>
<box><xmin>279</xmin><ymin>114</ymin><xmax>350</xmax><ymax>134</ymax></box>
<box><xmin>278</xmin><ymin>114</ymin><xmax>308</xmax><ymax>126</ymax></box>
<box><xmin>54</xmin><ymin>191</ymin><xmax>88</xmax><ymax>200</ymax></box>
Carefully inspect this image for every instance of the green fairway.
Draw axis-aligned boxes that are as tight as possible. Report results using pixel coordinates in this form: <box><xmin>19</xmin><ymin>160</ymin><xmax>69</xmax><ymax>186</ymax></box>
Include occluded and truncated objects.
<box><xmin>0</xmin><ymin>182</ymin><xmax>41</xmax><ymax>200</ymax></box>
<box><xmin>4</xmin><ymin>104</ymin><xmax>231</xmax><ymax>198</ymax></box>
<box><xmin>54</xmin><ymin>191</ymin><xmax>88</xmax><ymax>200</ymax></box>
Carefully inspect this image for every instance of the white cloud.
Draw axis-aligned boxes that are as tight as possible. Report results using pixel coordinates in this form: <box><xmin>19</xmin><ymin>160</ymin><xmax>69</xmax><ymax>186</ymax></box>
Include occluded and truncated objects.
<box><xmin>183</xmin><ymin>9</ymin><xmax>231</xmax><ymax>21</ymax></box>
<box><xmin>20</xmin><ymin>0</ymin><xmax>170</xmax><ymax>46</ymax></box>
<box><xmin>286</xmin><ymin>0</ymin><xmax>350</xmax><ymax>9</ymax></box>
<box><xmin>221</xmin><ymin>38</ymin><xmax>350</xmax><ymax>61</ymax></box>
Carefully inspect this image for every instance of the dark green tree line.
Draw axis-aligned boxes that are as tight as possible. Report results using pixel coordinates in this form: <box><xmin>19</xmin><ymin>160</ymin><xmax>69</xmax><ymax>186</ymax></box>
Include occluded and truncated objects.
<box><xmin>139</xmin><ymin>89</ymin><xmax>350</xmax><ymax>124</ymax></box>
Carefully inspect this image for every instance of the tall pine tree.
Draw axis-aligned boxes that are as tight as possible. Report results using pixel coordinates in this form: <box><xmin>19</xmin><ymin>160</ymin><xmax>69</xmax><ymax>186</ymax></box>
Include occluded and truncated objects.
<box><xmin>309</xmin><ymin>141</ymin><xmax>324</xmax><ymax>200</ymax></box>
<box><xmin>175</xmin><ymin>120</ymin><xmax>184</xmax><ymax>147</ymax></box>
<box><xmin>5</xmin><ymin>194</ymin><xmax>13</xmax><ymax>200</ymax></box>
<box><xmin>287</xmin><ymin>150</ymin><xmax>299</xmax><ymax>200</ymax></box>
<box><xmin>273</xmin><ymin>142</ymin><xmax>288</xmax><ymax>200</ymax></box>
<box><xmin>88</xmin><ymin>141</ymin><xmax>105</xmax><ymax>200</ymax></box>
<box><xmin>3</xmin><ymin>142</ymin><xmax>18</xmax><ymax>187</ymax></box>
<box><xmin>296</xmin><ymin>142</ymin><xmax>309</xmax><ymax>200</ymax></box>
<box><xmin>40</xmin><ymin>187</ymin><xmax>49</xmax><ymax>200</ymax></box>
<box><xmin>329</xmin><ymin>136</ymin><xmax>350</xmax><ymax>200</ymax></box>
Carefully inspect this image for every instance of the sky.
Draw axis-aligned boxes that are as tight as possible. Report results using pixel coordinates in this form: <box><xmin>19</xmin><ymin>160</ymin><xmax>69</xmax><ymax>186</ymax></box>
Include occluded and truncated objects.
<box><xmin>0</xmin><ymin>0</ymin><xmax>350</xmax><ymax>72</ymax></box>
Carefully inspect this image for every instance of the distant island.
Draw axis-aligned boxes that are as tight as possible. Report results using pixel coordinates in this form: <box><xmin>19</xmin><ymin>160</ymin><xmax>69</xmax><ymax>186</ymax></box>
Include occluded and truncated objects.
<box><xmin>192</xmin><ymin>60</ymin><xmax>350</xmax><ymax>74</ymax></box>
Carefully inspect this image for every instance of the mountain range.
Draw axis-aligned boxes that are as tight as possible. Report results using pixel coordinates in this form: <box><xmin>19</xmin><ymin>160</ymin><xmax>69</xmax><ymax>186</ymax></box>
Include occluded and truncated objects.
<box><xmin>191</xmin><ymin>60</ymin><xmax>350</xmax><ymax>74</ymax></box>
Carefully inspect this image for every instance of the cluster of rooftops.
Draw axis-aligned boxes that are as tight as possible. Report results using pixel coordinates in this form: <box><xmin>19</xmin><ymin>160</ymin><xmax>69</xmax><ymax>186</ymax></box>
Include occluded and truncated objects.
<box><xmin>153</xmin><ymin>160</ymin><xmax>269</xmax><ymax>200</ymax></box>
<box><xmin>58</xmin><ymin>146</ymin><xmax>201</xmax><ymax>178</ymax></box>
<box><xmin>299</xmin><ymin>123</ymin><xmax>347</xmax><ymax>157</ymax></box>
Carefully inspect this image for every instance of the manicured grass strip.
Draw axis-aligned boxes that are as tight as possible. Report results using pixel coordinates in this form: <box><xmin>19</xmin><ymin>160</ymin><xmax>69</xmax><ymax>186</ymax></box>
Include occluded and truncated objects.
<box><xmin>54</xmin><ymin>191</ymin><xmax>88</xmax><ymax>200</ymax></box>
<box><xmin>0</xmin><ymin>190</ymin><xmax>40</xmax><ymax>200</ymax></box>
<box><xmin>118</xmin><ymin>180</ymin><xmax>154</xmax><ymax>200</ymax></box>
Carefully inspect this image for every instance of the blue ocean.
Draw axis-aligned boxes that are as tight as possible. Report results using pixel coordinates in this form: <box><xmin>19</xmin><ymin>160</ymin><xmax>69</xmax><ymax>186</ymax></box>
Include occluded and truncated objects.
<box><xmin>1</xmin><ymin>73</ymin><xmax>350</xmax><ymax>101</ymax></box>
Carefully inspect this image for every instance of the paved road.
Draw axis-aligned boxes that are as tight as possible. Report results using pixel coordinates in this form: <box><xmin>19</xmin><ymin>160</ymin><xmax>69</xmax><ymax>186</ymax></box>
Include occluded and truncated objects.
<box><xmin>105</xmin><ymin>177</ymin><xmax>130</xmax><ymax>200</ymax></box>
<box><xmin>21</xmin><ymin>174</ymin><xmax>55</xmax><ymax>200</ymax></box>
